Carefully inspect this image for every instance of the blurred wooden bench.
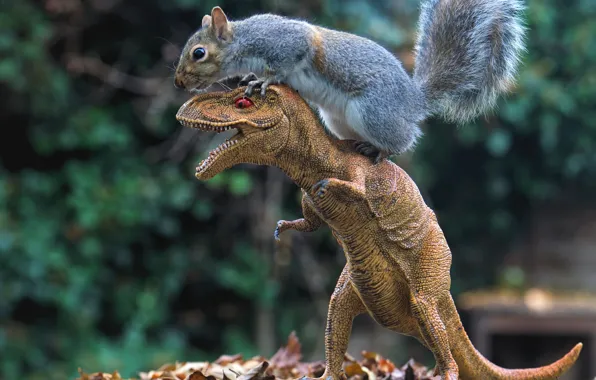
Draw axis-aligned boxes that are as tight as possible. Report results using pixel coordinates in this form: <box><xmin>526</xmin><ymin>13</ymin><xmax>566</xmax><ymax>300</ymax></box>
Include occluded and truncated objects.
<box><xmin>458</xmin><ymin>289</ymin><xmax>596</xmax><ymax>380</ymax></box>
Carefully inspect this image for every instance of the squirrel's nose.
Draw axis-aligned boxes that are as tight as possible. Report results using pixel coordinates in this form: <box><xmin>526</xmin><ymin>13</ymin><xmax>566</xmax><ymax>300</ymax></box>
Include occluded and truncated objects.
<box><xmin>174</xmin><ymin>75</ymin><xmax>185</xmax><ymax>89</ymax></box>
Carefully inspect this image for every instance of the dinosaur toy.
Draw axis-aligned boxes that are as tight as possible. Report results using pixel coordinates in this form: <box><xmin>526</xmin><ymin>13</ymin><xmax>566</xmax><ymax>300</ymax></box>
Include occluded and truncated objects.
<box><xmin>175</xmin><ymin>83</ymin><xmax>582</xmax><ymax>380</ymax></box>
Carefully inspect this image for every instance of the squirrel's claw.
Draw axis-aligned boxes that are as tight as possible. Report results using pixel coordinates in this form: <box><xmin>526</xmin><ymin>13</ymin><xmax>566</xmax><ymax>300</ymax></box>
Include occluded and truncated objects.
<box><xmin>239</xmin><ymin>73</ymin><xmax>259</xmax><ymax>86</ymax></box>
<box><xmin>244</xmin><ymin>80</ymin><xmax>261</xmax><ymax>96</ymax></box>
<box><xmin>244</xmin><ymin>76</ymin><xmax>281</xmax><ymax>96</ymax></box>
<box><xmin>353</xmin><ymin>141</ymin><xmax>389</xmax><ymax>164</ymax></box>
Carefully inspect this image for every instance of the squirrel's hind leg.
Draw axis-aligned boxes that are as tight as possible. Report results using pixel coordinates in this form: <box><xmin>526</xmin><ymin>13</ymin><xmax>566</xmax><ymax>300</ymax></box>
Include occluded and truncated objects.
<box><xmin>353</xmin><ymin>141</ymin><xmax>390</xmax><ymax>164</ymax></box>
<box><xmin>346</xmin><ymin>91</ymin><xmax>425</xmax><ymax>157</ymax></box>
<box><xmin>319</xmin><ymin>107</ymin><xmax>390</xmax><ymax>164</ymax></box>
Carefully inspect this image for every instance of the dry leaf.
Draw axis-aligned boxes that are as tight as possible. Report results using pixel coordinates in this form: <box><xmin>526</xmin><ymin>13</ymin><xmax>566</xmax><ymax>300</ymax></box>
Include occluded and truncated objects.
<box><xmin>237</xmin><ymin>361</ymin><xmax>273</xmax><ymax>380</ymax></box>
<box><xmin>215</xmin><ymin>354</ymin><xmax>244</xmax><ymax>366</ymax></box>
<box><xmin>269</xmin><ymin>331</ymin><xmax>302</xmax><ymax>369</ymax></box>
<box><xmin>188</xmin><ymin>371</ymin><xmax>217</xmax><ymax>380</ymax></box>
<box><xmin>361</xmin><ymin>365</ymin><xmax>376</xmax><ymax>380</ymax></box>
<box><xmin>362</xmin><ymin>351</ymin><xmax>379</xmax><ymax>361</ymax></box>
<box><xmin>177</xmin><ymin>362</ymin><xmax>209</xmax><ymax>375</ymax></box>
<box><xmin>76</xmin><ymin>332</ymin><xmax>432</xmax><ymax>380</ymax></box>
<box><xmin>378</xmin><ymin>357</ymin><xmax>395</xmax><ymax>374</ymax></box>
<box><xmin>345</xmin><ymin>361</ymin><xmax>365</xmax><ymax>377</ymax></box>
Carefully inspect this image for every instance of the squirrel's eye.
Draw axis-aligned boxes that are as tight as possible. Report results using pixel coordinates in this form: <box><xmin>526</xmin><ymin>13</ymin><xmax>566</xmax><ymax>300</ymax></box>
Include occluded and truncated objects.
<box><xmin>192</xmin><ymin>47</ymin><xmax>206</xmax><ymax>60</ymax></box>
<box><xmin>235</xmin><ymin>97</ymin><xmax>254</xmax><ymax>109</ymax></box>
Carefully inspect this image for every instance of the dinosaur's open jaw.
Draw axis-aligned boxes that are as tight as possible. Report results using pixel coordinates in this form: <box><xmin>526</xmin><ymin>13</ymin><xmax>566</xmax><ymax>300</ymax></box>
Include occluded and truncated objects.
<box><xmin>176</xmin><ymin>104</ymin><xmax>282</xmax><ymax>178</ymax></box>
<box><xmin>175</xmin><ymin>86</ymin><xmax>286</xmax><ymax>179</ymax></box>
<box><xmin>175</xmin><ymin>117</ymin><xmax>249</xmax><ymax>175</ymax></box>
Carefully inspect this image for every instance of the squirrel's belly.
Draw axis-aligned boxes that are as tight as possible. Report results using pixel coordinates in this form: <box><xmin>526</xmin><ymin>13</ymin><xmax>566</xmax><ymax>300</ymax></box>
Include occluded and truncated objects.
<box><xmin>286</xmin><ymin>68</ymin><xmax>350</xmax><ymax>112</ymax></box>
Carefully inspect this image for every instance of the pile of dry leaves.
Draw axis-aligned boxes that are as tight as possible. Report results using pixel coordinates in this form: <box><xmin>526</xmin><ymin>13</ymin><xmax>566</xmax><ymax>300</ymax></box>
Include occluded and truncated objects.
<box><xmin>78</xmin><ymin>333</ymin><xmax>435</xmax><ymax>380</ymax></box>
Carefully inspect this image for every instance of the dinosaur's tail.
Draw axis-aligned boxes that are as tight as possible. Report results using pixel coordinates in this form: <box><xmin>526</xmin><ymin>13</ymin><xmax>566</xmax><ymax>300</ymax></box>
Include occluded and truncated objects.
<box><xmin>441</xmin><ymin>294</ymin><xmax>582</xmax><ymax>379</ymax></box>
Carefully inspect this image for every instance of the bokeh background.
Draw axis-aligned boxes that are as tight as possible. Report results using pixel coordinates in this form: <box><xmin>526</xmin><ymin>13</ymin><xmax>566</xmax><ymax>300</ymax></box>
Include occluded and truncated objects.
<box><xmin>2</xmin><ymin>0</ymin><xmax>596</xmax><ymax>379</ymax></box>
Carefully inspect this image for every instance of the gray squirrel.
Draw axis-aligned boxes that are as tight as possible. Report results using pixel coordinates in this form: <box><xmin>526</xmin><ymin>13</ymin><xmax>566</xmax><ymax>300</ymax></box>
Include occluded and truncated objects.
<box><xmin>174</xmin><ymin>0</ymin><xmax>526</xmax><ymax>162</ymax></box>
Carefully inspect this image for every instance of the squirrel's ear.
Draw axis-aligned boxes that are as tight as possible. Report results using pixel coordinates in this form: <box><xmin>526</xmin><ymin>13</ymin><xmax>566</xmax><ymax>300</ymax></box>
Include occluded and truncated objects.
<box><xmin>202</xmin><ymin>15</ymin><xmax>212</xmax><ymax>28</ymax></box>
<box><xmin>211</xmin><ymin>6</ymin><xmax>232</xmax><ymax>41</ymax></box>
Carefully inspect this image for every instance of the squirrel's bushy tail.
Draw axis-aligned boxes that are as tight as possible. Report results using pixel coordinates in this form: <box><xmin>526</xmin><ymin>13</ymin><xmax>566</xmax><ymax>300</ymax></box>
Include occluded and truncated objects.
<box><xmin>413</xmin><ymin>0</ymin><xmax>526</xmax><ymax>124</ymax></box>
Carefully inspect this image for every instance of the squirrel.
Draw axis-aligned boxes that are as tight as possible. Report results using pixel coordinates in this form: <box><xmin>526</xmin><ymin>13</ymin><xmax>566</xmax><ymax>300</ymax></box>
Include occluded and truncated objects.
<box><xmin>174</xmin><ymin>0</ymin><xmax>526</xmax><ymax>162</ymax></box>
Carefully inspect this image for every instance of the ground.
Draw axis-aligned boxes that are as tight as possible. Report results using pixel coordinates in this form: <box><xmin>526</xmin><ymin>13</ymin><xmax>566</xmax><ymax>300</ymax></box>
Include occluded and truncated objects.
<box><xmin>77</xmin><ymin>333</ymin><xmax>434</xmax><ymax>380</ymax></box>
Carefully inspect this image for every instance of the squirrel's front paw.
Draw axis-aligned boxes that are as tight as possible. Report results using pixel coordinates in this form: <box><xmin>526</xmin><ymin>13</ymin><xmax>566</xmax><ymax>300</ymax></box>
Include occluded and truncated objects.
<box><xmin>239</xmin><ymin>73</ymin><xmax>259</xmax><ymax>86</ymax></box>
<box><xmin>245</xmin><ymin>76</ymin><xmax>281</xmax><ymax>96</ymax></box>
<box><xmin>312</xmin><ymin>179</ymin><xmax>330</xmax><ymax>199</ymax></box>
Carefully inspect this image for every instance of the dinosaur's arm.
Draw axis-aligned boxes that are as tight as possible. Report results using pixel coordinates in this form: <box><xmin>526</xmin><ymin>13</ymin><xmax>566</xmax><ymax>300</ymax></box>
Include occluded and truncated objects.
<box><xmin>311</xmin><ymin>178</ymin><xmax>365</xmax><ymax>200</ymax></box>
<box><xmin>274</xmin><ymin>190</ymin><xmax>323</xmax><ymax>241</ymax></box>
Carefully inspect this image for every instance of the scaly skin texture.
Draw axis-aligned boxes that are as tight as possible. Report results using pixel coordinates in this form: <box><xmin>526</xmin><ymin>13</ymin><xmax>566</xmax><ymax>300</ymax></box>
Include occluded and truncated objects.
<box><xmin>176</xmin><ymin>84</ymin><xmax>582</xmax><ymax>380</ymax></box>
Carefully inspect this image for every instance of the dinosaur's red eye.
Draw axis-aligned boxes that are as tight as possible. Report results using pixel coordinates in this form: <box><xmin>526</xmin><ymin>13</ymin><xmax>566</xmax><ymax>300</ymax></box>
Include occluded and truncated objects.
<box><xmin>235</xmin><ymin>97</ymin><xmax>254</xmax><ymax>109</ymax></box>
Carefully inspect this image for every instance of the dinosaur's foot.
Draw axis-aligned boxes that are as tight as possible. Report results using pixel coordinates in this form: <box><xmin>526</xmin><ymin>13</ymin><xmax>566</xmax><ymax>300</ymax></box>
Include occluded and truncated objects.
<box><xmin>295</xmin><ymin>374</ymin><xmax>341</xmax><ymax>380</ymax></box>
<box><xmin>353</xmin><ymin>141</ymin><xmax>389</xmax><ymax>164</ymax></box>
<box><xmin>430</xmin><ymin>369</ymin><xmax>458</xmax><ymax>380</ymax></box>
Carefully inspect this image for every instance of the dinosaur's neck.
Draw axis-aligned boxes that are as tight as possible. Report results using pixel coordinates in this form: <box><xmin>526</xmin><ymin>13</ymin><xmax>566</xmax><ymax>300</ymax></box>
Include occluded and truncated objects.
<box><xmin>274</xmin><ymin>126</ymin><xmax>353</xmax><ymax>191</ymax></box>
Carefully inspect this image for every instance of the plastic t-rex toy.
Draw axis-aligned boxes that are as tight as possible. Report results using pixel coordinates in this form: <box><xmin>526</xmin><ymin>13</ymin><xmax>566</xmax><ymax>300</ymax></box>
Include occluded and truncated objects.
<box><xmin>175</xmin><ymin>83</ymin><xmax>582</xmax><ymax>380</ymax></box>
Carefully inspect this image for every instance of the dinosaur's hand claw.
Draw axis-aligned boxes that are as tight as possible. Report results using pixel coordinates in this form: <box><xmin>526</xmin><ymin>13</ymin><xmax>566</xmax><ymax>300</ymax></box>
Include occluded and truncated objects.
<box><xmin>274</xmin><ymin>220</ymin><xmax>285</xmax><ymax>242</ymax></box>
<box><xmin>312</xmin><ymin>179</ymin><xmax>330</xmax><ymax>199</ymax></box>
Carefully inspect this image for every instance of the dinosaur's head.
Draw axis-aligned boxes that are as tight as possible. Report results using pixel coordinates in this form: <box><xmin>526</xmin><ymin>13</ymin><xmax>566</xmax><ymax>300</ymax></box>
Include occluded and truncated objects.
<box><xmin>176</xmin><ymin>84</ymin><xmax>292</xmax><ymax>180</ymax></box>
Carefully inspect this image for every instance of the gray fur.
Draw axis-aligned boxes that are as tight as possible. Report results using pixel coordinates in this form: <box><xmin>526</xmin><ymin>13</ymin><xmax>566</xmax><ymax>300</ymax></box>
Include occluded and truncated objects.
<box><xmin>413</xmin><ymin>0</ymin><xmax>526</xmax><ymax>124</ymax></box>
<box><xmin>181</xmin><ymin>1</ymin><xmax>526</xmax><ymax>155</ymax></box>
<box><xmin>217</xmin><ymin>14</ymin><xmax>427</xmax><ymax>154</ymax></box>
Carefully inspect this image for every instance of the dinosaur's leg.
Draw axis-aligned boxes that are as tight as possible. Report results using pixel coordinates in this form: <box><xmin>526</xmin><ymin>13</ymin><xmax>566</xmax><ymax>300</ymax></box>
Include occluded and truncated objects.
<box><xmin>275</xmin><ymin>191</ymin><xmax>323</xmax><ymax>241</ymax></box>
<box><xmin>410</xmin><ymin>292</ymin><xmax>459</xmax><ymax>380</ymax></box>
<box><xmin>301</xmin><ymin>265</ymin><xmax>366</xmax><ymax>380</ymax></box>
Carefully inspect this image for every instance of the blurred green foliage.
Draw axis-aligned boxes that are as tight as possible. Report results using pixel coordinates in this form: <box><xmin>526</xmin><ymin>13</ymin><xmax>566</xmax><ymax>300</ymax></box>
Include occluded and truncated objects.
<box><xmin>0</xmin><ymin>0</ymin><xmax>595</xmax><ymax>379</ymax></box>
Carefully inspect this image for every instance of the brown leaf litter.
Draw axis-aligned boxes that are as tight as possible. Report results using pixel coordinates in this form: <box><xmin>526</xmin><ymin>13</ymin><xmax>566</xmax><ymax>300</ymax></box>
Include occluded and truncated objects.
<box><xmin>77</xmin><ymin>332</ymin><xmax>435</xmax><ymax>380</ymax></box>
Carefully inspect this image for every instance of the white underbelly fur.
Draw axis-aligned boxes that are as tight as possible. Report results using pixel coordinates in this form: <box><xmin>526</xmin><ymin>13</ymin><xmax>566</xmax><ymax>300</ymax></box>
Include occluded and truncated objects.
<box><xmin>286</xmin><ymin>67</ymin><xmax>364</xmax><ymax>141</ymax></box>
